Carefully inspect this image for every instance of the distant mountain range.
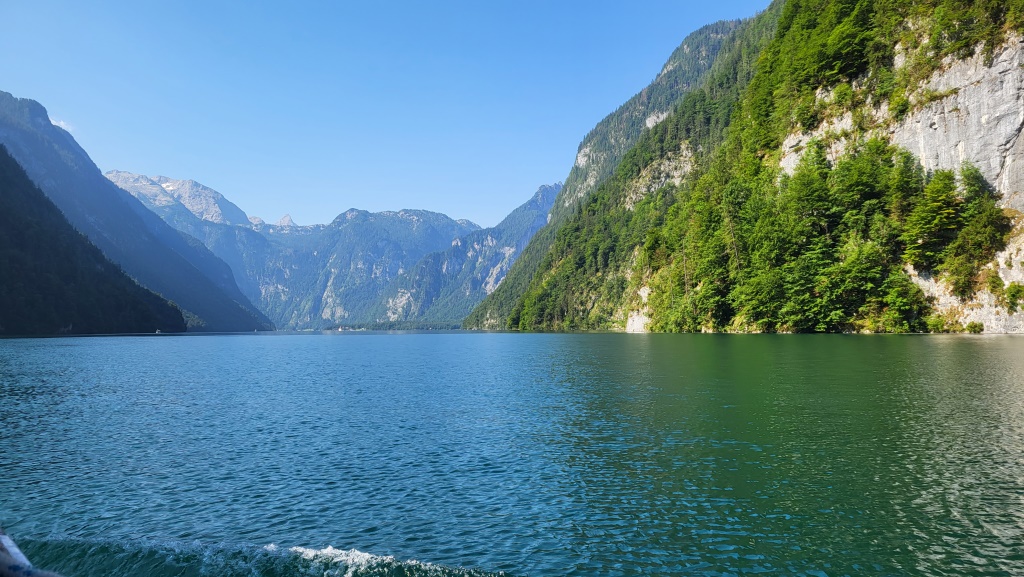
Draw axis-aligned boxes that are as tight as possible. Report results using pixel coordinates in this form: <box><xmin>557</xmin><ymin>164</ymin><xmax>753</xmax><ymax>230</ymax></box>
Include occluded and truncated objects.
<box><xmin>0</xmin><ymin>16</ymin><xmax>730</xmax><ymax>333</ymax></box>
<box><xmin>0</xmin><ymin>85</ymin><xmax>560</xmax><ymax>333</ymax></box>
<box><xmin>374</xmin><ymin>184</ymin><xmax>560</xmax><ymax>325</ymax></box>
<box><xmin>95</xmin><ymin>25</ymin><xmax>742</xmax><ymax>332</ymax></box>
<box><xmin>108</xmin><ymin>169</ymin><xmax>559</xmax><ymax>329</ymax></box>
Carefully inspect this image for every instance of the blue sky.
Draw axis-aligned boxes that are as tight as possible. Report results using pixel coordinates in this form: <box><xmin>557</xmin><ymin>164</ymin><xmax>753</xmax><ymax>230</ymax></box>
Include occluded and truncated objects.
<box><xmin>2</xmin><ymin>0</ymin><xmax>769</xmax><ymax>227</ymax></box>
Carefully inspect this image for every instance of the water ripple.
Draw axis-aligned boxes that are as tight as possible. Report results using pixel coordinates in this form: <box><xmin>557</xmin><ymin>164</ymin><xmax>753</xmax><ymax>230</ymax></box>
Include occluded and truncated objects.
<box><xmin>1</xmin><ymin>334</ymin><xmax>1023</xmax><ymax>576</ymax></box>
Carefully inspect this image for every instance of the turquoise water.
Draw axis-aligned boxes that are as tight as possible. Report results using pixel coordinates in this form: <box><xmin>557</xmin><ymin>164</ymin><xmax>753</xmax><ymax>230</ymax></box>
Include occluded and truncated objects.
<box><xmin>1</xmin><ymin>333</ymin><xmax>1023</xmax><ymax>576</ymax></box>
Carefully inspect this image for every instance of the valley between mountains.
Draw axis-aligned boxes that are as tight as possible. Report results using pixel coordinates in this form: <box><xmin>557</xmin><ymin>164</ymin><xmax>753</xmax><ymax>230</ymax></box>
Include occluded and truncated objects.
<box><xmin>4</xmin><ymin>0</ymin><xmax>1024</xmax><ymax>334</ymax></box>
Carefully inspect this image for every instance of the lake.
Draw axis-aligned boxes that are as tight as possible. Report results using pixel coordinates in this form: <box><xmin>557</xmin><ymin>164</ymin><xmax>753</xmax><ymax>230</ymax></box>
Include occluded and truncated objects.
<box><xmin>1</xmin><ymin>333</ymin><xmax>1022</xmax><ymax>576</ymax></box>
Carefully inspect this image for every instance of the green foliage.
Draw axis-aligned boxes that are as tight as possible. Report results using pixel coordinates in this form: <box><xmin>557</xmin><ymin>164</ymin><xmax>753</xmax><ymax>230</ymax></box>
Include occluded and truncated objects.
<box><xmin>965</xmin><ymin>321</ymin><xmax>985</xmax><ymax>333</ymax></box>
<box><xmin>493</xmin><ymin>6</ymin><xmax>784</xmax><ymax>332</ymax></box>
<box><xmin>902</xmin><ymin>170</ymin><xmax>960</xmax><ymax>270</ymax></box>
<box><xmin>983</xmin><ymin>268</ymin><xmax>1006</xmax><ymax>299</ymax></box>
<box><xmin>465</xmin><ymin>14</ymin><xmax>779</xmax><ymax>329</ymax></box>
<box><xmin>833</xmin><ymin>82</ymin><xmax>855</xmax><ymax>107</ymax></box>
<box><xmin>479</xmin><ymin>0</ymin><xmax>1023</xmax><ymax>333</ymax></box>
<box><xmin>874</xmin><ymin>270</ymin><xmax>930</xmax><ymax>333</ymax></box>
<box><xmin>719</xmin><ymin>140</ymin><xmax>934</xmax><ymax>333</ymax></box>
<box><xmin>925</xmin><ymin>313</ymin><xmax>964</xmax><ymax>333</ymax></box>
<box><xmin>889</xmin><ymin>90</ymin><xmax>910</xmax><ymax>120</ymax></box>
<box><xmin>514</xmin><ymin>126</ymin><xmax>1009</xmax><ymax>332</ymax></box>
<box><xmin>1007</xmin><ymin>282</ymin><xmax>1024</xmax><ymax>313</ymax></box>
<box><xmin>900</xmin><ymin>163</ymin><xmax>1011</xmax><ymax>297</ymax></box>
<box><xmin>887</xmin><ymin>150</ymin><xmax>925</xmax><ymax>221</ymax></box>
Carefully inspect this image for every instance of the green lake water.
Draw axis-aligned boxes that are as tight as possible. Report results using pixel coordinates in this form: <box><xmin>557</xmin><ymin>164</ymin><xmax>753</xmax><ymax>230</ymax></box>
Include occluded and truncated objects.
<box><xmin>1</xmin><ymin>333</ymin><xmax>1022</xmax><ymax>576</ymax></box>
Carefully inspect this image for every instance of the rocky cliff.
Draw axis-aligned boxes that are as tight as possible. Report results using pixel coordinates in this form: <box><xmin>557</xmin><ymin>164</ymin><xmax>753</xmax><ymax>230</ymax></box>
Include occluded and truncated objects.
<box><xmin>889</xmin><ymin>36</ymin><xmax>1024</xmax><ymax>332</ymax></box>
<box><xmin>771</xmin><ymin>35</ymin><xmax>1024</xmax><ymax>332</ymax></box>
<box><xmin>375</xmin><ymin>183</ymin><xmax>560</xmax><ymax>324</ymax></box>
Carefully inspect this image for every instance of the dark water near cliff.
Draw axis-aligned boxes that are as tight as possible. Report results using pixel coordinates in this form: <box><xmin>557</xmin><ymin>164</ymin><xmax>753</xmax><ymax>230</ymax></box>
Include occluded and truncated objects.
<box><xmin>1</xmin><ymin>333</ymin><xmax>1023</xmax><ymax>576</ymax></box>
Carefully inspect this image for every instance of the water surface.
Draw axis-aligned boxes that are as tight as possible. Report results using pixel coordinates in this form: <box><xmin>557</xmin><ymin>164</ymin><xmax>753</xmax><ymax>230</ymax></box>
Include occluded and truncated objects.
<box><xmin>1</xmin><ymin>333</ymin><xmax>1022</xmax><ymax>576</ymax></box>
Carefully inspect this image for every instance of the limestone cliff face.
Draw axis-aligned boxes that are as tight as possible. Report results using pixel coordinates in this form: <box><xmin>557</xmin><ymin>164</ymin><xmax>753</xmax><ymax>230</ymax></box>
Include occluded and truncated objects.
<box><xmin>889</xmin><ymin>36</ymin><xmax>1024</xmax><ymax>214</ymax></box>
<box><xmin>624</xmin><ymin>143</ymin><xmax>693</xmax><ymax>210</ymax></box>
<box><xmin>909</xmin><ymin>228</ymin><xmax>1024</xmax><ymax>333</ymax></box>
<box><xmin>887</xmin><ymin>36</ymin><xmax>1024</xmax><ymax>332</ymax></box>
<box><xmin>774</xmin><ymin>36</ymin><xmax>1024</xmax><ymax>333</ymax></box>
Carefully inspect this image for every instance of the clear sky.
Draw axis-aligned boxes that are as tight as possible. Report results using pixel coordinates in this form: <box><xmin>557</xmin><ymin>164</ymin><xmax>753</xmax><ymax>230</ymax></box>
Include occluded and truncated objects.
<box><xmin>2</xmin><ymin>0</ymin><xmax>770</xmax><ymax>227</ymax></box>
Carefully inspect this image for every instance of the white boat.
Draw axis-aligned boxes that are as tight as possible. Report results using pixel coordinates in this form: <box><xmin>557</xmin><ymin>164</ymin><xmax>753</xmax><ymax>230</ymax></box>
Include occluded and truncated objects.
<box><xmin>0</xmin><ymin>528</ymin><xmax>62</xmax><ymax>577</ymax></box>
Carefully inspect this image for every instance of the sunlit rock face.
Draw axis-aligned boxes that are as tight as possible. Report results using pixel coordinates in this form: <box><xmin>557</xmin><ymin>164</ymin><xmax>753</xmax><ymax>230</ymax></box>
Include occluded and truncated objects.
<box><xmin>890</xmin><ymin>35</ymin><xmax>1024</xmax><ymax>214</ymax></box>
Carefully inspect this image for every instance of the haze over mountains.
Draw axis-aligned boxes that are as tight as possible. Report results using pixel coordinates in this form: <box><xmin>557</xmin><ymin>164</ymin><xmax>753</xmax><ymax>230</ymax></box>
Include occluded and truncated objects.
<box><xmin>0</xmin><ymin>145</ymin><xmax>185</xmax><ymax>335</ymax></box>
<box><xmin>0</xmin><ymin>84</ymin><xmax>562</xmax><ymax>333</ymax></box>
<box><xmin>0</xmin><ymin>91</ymin><xmax>271</xmax><ymax>332</ymax></box>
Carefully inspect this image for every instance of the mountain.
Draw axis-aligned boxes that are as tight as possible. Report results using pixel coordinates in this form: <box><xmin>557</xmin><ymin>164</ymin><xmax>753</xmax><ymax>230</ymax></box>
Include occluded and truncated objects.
<box><xmin>0</xmin><ymin>145</ymin><xmax>185</xmax><ymax>335</ymax></box>
<box><xmin>251</xmin><ymin>209</ymin><xmax>480</xmax><ymax>328</ymax></box>
<box><xmin>502</xmin><ymin>0</ymin><xmax>1024</xmax><ymax>334</ymax></box>
<box><xmin>104</xmin><ymin>169</ymin><xmax>275</xmax><ymax>306</ymax></box>
<box><xmin>0</xmin><ymin>91</ymin><xmax>272</xmax><ymax>332</ymax></box>
<box><xmin>105</xmin><ymin>170</ymin><xmax>250</xmax><ymax>227</ymax></box>
<box><xmin>110</xmin><ymin>170</ymin><xmax>560</xmax><ymax>328</ymax></box>
<box><xmin>107</xmin><ymin>169</ymin><xmax>487</xmax><ymax>330</ymax></box>
<box><xmin>373</xmin><ymin>183</ymin><xmax>561</xmax><ymax>324</ymax></box>
<box><xmin>464</xmin><ymin>18</ymin><xmax>750</xmax><ymax>329</ymax></box>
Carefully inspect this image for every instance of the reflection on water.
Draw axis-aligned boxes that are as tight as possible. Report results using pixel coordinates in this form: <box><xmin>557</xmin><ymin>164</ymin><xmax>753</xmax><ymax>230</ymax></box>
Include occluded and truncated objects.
<box><xmin>1</xmin><ymin>334</ymin><xmax>1023</xmax><ymax>576</ymax></box>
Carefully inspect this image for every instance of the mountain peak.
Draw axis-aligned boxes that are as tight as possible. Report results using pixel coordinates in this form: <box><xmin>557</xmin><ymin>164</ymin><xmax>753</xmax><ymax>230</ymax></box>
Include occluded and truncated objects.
<box><xmin>106</xmin><ymin>170</ymin><xmax>249</xmax><ymax>226</ymax></box>
<box><xmin>276</xmin><ymin>214</ymin><xmax>296</xmax><ymax>227</ymax></box>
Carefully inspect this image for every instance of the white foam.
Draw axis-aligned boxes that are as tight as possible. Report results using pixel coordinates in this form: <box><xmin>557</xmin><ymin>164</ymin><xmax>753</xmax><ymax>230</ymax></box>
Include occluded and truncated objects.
<box><xmin>288</xmin><ymin>545</ymin><xmax>434</xmax><ymax>577</ymax></box>
<box><xmin>291</xmin><ymin>545</ymin><xmax>384</xmax><ymax>565</ymax></box>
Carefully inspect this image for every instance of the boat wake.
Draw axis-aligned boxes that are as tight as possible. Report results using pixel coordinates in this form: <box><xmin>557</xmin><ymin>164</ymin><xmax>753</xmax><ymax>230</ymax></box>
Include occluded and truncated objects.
<box><xmin>19</xmin><ymin>537</ymin><xmax>510</xmax><ymax>577</ymax></box>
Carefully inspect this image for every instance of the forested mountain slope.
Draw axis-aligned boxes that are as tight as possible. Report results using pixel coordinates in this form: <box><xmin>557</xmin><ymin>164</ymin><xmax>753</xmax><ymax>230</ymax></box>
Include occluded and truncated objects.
<box><xmin>0</xmin><ymin>92</ymin><xmax>272</xmax><ymax>332</ymax></box>
<box><xmin>0</xmin><ymin>146</ymin><xmax>185</xmax><ymax>335</ymax></box>
<box><xmin>509</xmin><ymin>0</ymin><xmax>1024</xmax><ymax>333</ymax></box>
<box><xmin>464</xmin><ymin>18</ymin><xmax>753</xmax><ymax>329</ymax></box>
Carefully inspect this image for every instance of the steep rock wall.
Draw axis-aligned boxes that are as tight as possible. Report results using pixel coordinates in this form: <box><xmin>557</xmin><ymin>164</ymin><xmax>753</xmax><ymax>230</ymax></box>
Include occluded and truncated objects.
<box><xmin>890</xmin><ymin>35</ymin><xmax>1024</xmax><ymax>214</ymax></box>
<box><xmin>888</xmin><ymin>36</ymin><xmax>1024</xmax><ymax>332</ymax></box>
<box><xmin>774</xmin><ymin>36</ymin><xmax>1024</xmax><ymax>332</ymax></box>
